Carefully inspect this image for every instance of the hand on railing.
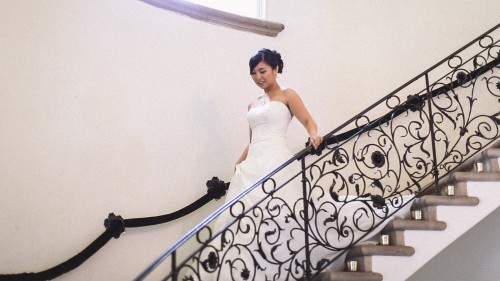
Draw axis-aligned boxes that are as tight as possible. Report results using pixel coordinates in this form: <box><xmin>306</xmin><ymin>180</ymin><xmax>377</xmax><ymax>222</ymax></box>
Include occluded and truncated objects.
<box><xmin>309</xmin><ymin>134</ymin><xmax>323</xmax><ymax>149</ymax></box>
<box><xmin>307</xmin><ymin>135</ymin><xmax>326</xmax><ymax>156</ymax></box>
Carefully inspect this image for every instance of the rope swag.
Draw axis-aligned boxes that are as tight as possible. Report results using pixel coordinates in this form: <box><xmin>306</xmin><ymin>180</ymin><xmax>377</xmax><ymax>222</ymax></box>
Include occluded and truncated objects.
<box><xmin>0</xmin><ymin>177</ymin><xmax>229</xmax><ymax>281</ymax></box>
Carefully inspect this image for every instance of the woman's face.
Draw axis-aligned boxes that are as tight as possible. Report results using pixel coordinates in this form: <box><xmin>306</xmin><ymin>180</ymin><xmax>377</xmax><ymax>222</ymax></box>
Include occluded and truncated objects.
<box><xmin>250</xmin><ymin>61</ymin><xmax>278</xmax><ymax>90</ymax></box>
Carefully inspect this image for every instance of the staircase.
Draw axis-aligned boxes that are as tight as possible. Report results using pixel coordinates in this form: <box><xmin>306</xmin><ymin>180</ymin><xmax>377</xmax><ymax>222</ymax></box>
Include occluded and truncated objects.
<box><xmin>134</xmin><ymin>24</ymin><xmax>500</xmax><ymax>281</ymax></box>
<box><xmin>313</xmin><ymin>143</ymin><xmax>500</xmax><ymax>281</ymax></box>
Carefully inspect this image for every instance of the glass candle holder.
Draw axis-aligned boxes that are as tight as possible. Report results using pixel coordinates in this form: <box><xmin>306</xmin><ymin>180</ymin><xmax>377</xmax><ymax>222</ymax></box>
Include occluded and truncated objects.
<box><xmin>411</xmin><ymin>210</ymin><xmax>423</xmax><ymax>220</ymax></box>
<box><xmin>445</xmin><ymin>185</ymin><xmax>455</xmax><ymax>196</ymax></box>
<box><xmin>474</xmin><ymin>162</ymin><xmax>484</xmax><ymax>172</ymax></box>
<box><xmin>380</xmin><ymin>234</ymin><xmax>390</xmax><ymax>245</ymax></box>
<box><xmin>345</xmin><ymin>260</ymin><xmax>358</xmax><ymax>272</ymax></box>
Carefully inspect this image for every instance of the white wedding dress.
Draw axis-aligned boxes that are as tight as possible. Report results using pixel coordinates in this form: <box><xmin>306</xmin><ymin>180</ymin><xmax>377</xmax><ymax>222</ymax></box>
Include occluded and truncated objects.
<box><xmin>226</xmin><ymin>99</ymin><xmax>299</xmax><ymax>208</ymax></box>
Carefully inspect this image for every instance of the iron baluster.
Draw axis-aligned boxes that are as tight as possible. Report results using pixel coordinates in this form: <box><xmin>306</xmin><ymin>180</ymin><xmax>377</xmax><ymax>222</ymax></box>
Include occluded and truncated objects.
<box><xmin>171</xmin><ymin>250</ymin><xmax>177</xmax><ymax>281</ymax></box>
<box><xmin>301</xmin><ymin>154</ymin><xmax>312</xmax><ymax>281</ymax></box>
<box><xmin>425</xmin><ymin>73</ymin><xmax>441</xmax><ymax>195</ymax></box>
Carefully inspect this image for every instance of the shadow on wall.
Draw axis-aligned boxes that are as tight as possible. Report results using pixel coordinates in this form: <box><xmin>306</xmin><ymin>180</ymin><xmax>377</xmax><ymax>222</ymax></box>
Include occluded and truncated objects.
<box><xmin>408</xmin><ymin>207</ymin><xmax>500</xmax><ymax>281</ymax></box>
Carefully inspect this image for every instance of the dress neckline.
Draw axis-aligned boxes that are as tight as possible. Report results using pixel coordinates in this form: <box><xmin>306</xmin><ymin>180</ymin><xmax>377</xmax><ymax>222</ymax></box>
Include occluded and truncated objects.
<box><xmin>249</xmin><ymin>100</ymin><xmax>293</xmax><ymax>119</ymax></box>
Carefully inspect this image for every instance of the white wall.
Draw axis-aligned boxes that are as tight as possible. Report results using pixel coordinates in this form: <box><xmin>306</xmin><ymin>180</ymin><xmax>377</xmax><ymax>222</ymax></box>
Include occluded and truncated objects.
<box><xmin>0</xmin><ymin>1</ymin><xmax>498</xmax><ymax>280</ymax></box>
<box><xmin>408</xmin><ymin>207</ymin><xmax>500</xmax><ymax>281</ymax></box>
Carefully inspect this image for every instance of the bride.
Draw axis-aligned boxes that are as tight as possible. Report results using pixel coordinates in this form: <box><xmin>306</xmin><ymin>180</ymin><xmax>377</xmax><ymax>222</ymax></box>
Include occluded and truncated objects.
<box><xmin>194</xmin><ymin>49</ymin><xmax>324</xmax><ymax>281</ymax></box>
<box><xmin>225</xmin><ymin>48</ymin><xmax>323</xmax><ymax>214</ymax></box>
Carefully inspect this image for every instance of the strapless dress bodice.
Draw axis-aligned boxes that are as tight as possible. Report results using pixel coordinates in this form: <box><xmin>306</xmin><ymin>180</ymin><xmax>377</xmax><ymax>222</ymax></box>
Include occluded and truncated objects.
<box><xmin>247</xmin><ymin>101</ymin><xmax>292</xmax><ymax>143</ymax></box>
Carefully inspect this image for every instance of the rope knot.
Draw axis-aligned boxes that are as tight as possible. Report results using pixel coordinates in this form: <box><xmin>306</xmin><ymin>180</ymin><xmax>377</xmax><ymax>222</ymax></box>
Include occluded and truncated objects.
<box><xmin>206</xmin><ymin>177</ymin><xmax>229</xmax><ymax>200</ymax></box>
<box><xmin>406</xmin><ymin>94</ymin><xmax>425</xmax><ymax>112</ymax></box>
<box><xmin>104</xmin><ymin>213</ymin><xmax>125</xmax><ymax>238</ymax></box>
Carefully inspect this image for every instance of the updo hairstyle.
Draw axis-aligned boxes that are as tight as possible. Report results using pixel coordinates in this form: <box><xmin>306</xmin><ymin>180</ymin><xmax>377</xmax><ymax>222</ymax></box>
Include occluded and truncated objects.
<box><xmin>249</xmin><ymin>48</ymin><xmax>284</xmax><ymax>74</ymax></box>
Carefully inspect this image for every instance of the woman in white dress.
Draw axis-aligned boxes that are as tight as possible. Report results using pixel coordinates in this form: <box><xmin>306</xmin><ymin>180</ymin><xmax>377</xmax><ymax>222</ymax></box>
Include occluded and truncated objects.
<box><xmin>225</xmin><ymin>48</ymin><xmax>323</xmax><ymax>208</ymax></box>
<box><xmin>235</xmin><ymin>48</ymin><xmax>323</xmax><ymax>169</ymax></box>
<box><xmin>196</xmin><ymin>49</ymin><xmax>323</xmax><ymax>281</ymax></box>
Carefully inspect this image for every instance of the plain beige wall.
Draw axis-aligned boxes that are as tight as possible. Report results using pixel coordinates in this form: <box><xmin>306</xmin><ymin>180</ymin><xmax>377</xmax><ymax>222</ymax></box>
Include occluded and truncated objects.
<box><xmin>0</xmin><ymin>1</ymin><xmax>499</xmax><ymax>280</ymax></box>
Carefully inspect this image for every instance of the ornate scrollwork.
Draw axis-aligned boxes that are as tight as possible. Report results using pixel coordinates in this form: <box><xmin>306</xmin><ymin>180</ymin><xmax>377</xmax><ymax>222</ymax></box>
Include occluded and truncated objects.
<box><xmin>149</xmin><ymin>29</ymin><xmax>500</xmax><ymax>281</ymax></box>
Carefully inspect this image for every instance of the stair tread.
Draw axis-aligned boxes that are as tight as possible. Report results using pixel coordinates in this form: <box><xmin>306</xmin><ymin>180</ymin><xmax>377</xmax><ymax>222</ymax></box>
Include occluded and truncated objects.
<box><xmin>483</xmin><ymin>148</ymin><xmax>500</xmax><ymax>158</ymax></box>
<box><xmin>413</xmin><ymin>195</ymin><xmax>479</xmax><ymax>208</ymax></box>
<box><xmin>347</xmin><ymin>245</ymin><xmax>415</xmax><ymax>257</ymax></box>
<box><xmin>384</xmin><ymin>218</ymin><xmax>447</xmax><ymax>231</ymax></box>
<box><xmin>449</xmin><ymin>171</ymin><xmax>500</xmax><ymax>182</ymax></box>
<box><xmin>312</xmin><ymin>271</ymin><xmax>383</xmax><ymax>281</ymax></box>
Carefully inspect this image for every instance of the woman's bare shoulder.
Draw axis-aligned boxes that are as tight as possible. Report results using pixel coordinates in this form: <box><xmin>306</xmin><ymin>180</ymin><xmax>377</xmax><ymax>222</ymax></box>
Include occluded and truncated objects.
<box><xmin>282</xmin><ymin>88</ymin><xmax>301</xmax><ymax>101</ymax></box>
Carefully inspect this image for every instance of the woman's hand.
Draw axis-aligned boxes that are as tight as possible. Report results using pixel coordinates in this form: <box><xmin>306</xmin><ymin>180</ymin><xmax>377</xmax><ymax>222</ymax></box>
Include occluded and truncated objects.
<box><xmin>309</xmin><ymin>134</ymin><xmax>323</xmax><ymax>150</ymax></box>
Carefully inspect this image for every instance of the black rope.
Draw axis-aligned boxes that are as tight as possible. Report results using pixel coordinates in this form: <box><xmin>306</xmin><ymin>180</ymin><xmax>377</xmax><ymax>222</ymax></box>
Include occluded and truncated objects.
<box><xmin>0</xmin><ymin>177</ymin><xmax>229</xmax><ymax>281</ymax></box>
<box><xmin>124</xmin><ymin>177</ymin><xmax>229</xmax><ymax>228</ymax></box>
<box><xmin>0</xmin><ymin>230</ymin><xmax>115</xmax><ymax>281</ymax></box>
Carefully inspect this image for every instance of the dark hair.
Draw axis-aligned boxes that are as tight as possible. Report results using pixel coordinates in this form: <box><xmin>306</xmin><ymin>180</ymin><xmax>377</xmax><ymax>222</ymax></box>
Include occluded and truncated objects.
<box><xmin>249</xmin><ymin>48</ymin><xmax>284</xmax><ymax>74</ymax></box>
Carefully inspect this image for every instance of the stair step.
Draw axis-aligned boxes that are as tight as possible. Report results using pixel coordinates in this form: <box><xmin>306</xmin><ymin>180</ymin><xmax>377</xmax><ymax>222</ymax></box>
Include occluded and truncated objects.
<box><xmin>449</xmin><ymin>172</ymin><xmax>500</xmax><ymax>182</ymax></box>
<box><xmin>384</xmin><ymin>218</ymin><xmax>447</xmax><ymax>231</ymax></box>
<box><xmin>483</xmin><ymin>148</ymin><xmax>500</xmax><ymax>158</ymax></box>
<box><xmin>413</xmin><ymin>195</ymin><xmax>479</xmax><ymax>208</ymax></box>
<box><xmin>493</xmin><ymin>139</ymin><xmax>500</xmax><ymax>148</ymax></box>
<box><xmin>483</xmin><ymin>149</ymin><xmax>500</xmax><ymax>171</ymax></box>
<box><xmin>312</xmin><ymin>271</ymin><xmax>383</xmax><ymax>281</ymax></box>
<box><xmin>343</xmin><ymin>245</ymin><xmax>415</xmax><ymax>273</ymax></box>
<box><xmin>347</xmin><ymin>245</ymin><xmax>415</xmax><ymax>258</ymax></box>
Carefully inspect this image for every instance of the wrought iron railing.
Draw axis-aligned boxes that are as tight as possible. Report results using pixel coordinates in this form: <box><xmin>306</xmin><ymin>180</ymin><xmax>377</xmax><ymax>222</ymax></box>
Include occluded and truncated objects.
<box><xmin>135</xmin><ymin>23</ymin><xmax>500</xmax><ymax>281</ymax></box>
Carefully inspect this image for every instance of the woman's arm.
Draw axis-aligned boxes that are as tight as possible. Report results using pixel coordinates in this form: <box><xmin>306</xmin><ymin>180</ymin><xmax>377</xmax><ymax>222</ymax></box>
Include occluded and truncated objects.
<box><xmin>235</xmin><ymin>144</ymin><xmax>249</xmax><ymax>166</ymax></box>
<box><xmin>285</xmin><ymin>89</ymin><xmax>323</xmax><ymax>149</ymax></box>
